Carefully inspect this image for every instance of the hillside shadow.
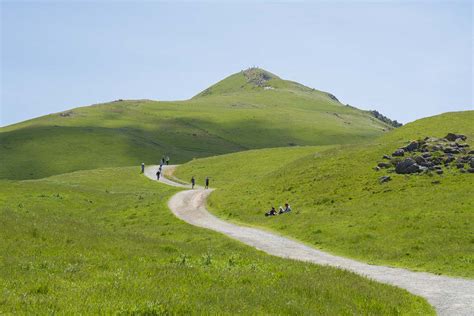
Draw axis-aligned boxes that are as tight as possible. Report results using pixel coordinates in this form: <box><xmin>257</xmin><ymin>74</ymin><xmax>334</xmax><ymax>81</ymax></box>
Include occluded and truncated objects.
<box><xmin>1</xmin><ymin>115</ymin><xmax>376</xmax><ymax>180</ymax></box>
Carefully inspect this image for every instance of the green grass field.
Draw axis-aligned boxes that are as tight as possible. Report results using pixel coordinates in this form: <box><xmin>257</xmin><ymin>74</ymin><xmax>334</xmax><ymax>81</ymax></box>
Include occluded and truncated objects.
<box><xmin>0</xmin><ymin>167</ymin><xmax>434</xmax><ymax>314</ymax></box>
<box><xmin>0</xmin><ymin>69</ymin><xmax>392</xmax><ymax>180</ymax></box>
<box><xmin>175</xmin><ymin>111</ymin><xmax>474</xmax><ymax>278</ymax></box>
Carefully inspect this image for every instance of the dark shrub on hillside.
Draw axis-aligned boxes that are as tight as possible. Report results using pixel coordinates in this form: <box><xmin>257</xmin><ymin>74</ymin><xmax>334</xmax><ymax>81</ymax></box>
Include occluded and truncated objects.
<box><xmin>369</xmin><ymin>110</ymin><xmax>402</xmax><ymax>128</ymax></box>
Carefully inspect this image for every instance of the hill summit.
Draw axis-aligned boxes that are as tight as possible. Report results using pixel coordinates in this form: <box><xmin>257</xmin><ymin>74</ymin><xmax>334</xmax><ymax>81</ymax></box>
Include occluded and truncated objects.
<box><xmin>194</xmin><ymin>67</ymin><xmax>339</xmax><ymax>102</ymax></box>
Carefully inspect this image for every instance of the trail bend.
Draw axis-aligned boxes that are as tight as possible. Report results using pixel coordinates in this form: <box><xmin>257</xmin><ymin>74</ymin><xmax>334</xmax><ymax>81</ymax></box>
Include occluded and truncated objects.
<box><xmin>145</xmin><ymin>165</ymin><xmax>474</xmax><ymax>316</ymax></box>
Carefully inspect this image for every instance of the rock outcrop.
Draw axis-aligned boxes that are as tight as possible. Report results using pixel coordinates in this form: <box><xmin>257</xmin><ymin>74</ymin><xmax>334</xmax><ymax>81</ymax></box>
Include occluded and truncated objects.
<box><xmin>375</xmin><ymin>133</ymin><xmax>472</xmax><ymax>180</ymax></box>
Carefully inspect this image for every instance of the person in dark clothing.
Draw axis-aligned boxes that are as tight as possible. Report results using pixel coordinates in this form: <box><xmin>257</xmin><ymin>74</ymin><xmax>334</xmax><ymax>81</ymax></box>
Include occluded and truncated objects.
<box><xmin>205</xmin><ymin>177</ymin><xmax>209</xmax><ymax>189</ymax></box>
<box><xmin>156</xmin><ymin>170</ymin><xmax>161</xmax><ymax>180</ymax></box>
<box><xmin>191</xmin><ymin>176</ymin><xmax>195</xmax><ymax>189</ymax></box>
<box><xmin>141</xmin><ymin>163</ymin><xmax>145</xmax><ymax>173</ymax></box>
<box><xmin>166</xmin><ymin>156</ymin><xmax>170</xmax><ymax>165</ymax></box>
<box><xmin>265</xmin><ymin>207</ymin><xmax>277</xmax><ymax>217</ymax></box>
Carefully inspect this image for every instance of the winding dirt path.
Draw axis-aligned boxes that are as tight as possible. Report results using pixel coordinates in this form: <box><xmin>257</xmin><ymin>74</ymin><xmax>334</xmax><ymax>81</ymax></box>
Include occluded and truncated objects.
<box><xmin>145</xmin><ymin>165</ymin><xmax>474</xmax><ymax>316</ymax></box>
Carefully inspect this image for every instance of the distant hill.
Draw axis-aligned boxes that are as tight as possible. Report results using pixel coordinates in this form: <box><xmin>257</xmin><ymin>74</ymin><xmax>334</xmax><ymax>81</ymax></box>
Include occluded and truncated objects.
<box><xmin>0</xmin><ymin>68</ymin><xmax>394</xmax><ymax>180</ymax></box>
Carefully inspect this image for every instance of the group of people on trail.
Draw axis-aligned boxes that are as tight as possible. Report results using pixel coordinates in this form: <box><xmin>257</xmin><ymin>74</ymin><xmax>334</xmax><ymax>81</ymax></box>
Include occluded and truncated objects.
<box><xmin>140</xmin><ymin>159</ymin><xmax>210</xmax><ymax>188</ymax></box>
<box><xmin>156</xmin><ymin>155</ymin><xmax>171</xmax><ymax>179</ymax></box>
<box><xmin>190</xmin><ymin>176</ymin><xmax>210</xmax><ymax>189</ymax></box>
<box><xmin>265</xmin><ymin>203</ymin><xmax>292</xmax><ymax>217</ymax></box>
<box><xmin>139</xmin><ymin>155</ymin><xmax>171</xmax><ymax>180</ymax></box>
<box><xmin>160</xmin><ymin>155</ymin><xmax>170</xmax><ymax>166</ymax></box>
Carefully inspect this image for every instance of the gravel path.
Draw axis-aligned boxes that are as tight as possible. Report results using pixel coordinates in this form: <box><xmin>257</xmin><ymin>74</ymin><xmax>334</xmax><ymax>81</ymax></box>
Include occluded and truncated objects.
<box><xmin>145</xmin><ymin>165</ymin><xmax>474</xmax><ymax>315</ymax></box>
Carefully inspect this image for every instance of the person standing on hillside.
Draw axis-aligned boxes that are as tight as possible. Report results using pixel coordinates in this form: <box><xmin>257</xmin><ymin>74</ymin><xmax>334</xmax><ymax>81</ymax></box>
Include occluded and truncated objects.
<box><xmin>166</xmin><ymin>156</ymin><xmax>170</xmax><ymax>165</ymax></box>
<box><xmin>191</xmin><ymin>176</ymin><xmax>195</xmax><ymax>189</ymax></box>
<box><xmin>156</xmin><ymin>170</ymin><xmax>161</xmax><ymax>180</ymax></box>
<box><xmin>205</xmin><ymin>177</ymin><xmax>210</xmax><ymax>189</ymax></box>
<box><xmin>141</xmin><ymin>162</ymin><xmax>145</xmax><ymax>173</ymax></box>
<box><xmin>161</xmin><ymin>156</ymin><xmax>165</xmax><ymax>165</ymax></box>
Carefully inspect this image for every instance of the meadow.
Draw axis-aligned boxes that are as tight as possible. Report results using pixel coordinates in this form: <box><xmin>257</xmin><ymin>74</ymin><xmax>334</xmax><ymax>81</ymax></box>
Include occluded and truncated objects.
<box><xmin>0</xmin><ymin>167</ymin><xmax>434</xmax><ymax>314</ymax></box>
<box><xmin>175</xmin><ymin>111</ymin><xmax>474</xmax><ymax>278</ymax></box>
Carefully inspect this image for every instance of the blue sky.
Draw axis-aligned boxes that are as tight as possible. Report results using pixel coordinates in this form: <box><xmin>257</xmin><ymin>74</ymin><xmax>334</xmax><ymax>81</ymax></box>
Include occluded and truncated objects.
<box><xmin>1</xmin><ymin>1</ymin><xmax>472</xmax><ymax>126</ymax></box>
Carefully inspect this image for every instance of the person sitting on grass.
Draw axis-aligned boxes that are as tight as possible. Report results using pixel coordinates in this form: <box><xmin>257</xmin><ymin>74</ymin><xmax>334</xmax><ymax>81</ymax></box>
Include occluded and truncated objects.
<box><xmin>279</xmin><ymin>203</ymin><xmax>292</xmax><ymax>214</ymax></box>
<box><xmin>265</xmin><ymin>207</ymin><xmax>277</xmax><ymax>217</ymax></box>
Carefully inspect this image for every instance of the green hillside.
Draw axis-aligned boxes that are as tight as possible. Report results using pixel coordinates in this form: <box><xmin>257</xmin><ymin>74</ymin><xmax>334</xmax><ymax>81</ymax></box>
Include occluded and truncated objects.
<box><xmin>0</xmin><ymin>68</ymin><xmax>392</xmax><ymax>180</ymax></box>
<box><xmin>175</xmin><ymin>111</ymin><xmax>474</xmax><ymax>277</ymax></box>
<box><xmin>0</xmin><ymin>168</ymin><xmax>433</xmax><ymax>314</ymax></box>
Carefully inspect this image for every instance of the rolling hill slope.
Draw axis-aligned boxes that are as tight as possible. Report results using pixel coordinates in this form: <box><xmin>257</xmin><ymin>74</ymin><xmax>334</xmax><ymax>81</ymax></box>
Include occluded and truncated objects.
<box><xmin>0</xmin><ymin>68</ymin><xmax>393</xmax><ymax>180</ymax></box>
<box><xmin>175</xmin><ymin>111</ymin><xmax>474</xmax><ymax>277</ymax></box>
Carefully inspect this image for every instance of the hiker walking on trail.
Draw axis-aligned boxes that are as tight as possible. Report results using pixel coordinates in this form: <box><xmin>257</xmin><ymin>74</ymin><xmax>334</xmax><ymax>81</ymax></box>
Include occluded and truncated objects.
<box><xmin>156</xmin><ymin>170</ymin><xmax>161</xmax><ymax>180</ymax></box>
<box><xmin>161</xmin><ymin>156</ymin><xmax>165</xmax><ymax>165</ymax></box>
<box><xmin>166</xmin><ymin>156</ymin><xmax>170</xmax><ymax>165</ymax></box>
<box><xmin>205</xmin><ymin>177</ymin><xmax>210</xmax><ymax>189</ymax></box>
<box><xmin>191</xmin><ymin>176</ymin><xmax>195</xmax><ymax>189</ymax></box>
<box><xmin>141</xmin><ymin>163</ymin><xmax>145</xmax><ymax>173</ymax></box>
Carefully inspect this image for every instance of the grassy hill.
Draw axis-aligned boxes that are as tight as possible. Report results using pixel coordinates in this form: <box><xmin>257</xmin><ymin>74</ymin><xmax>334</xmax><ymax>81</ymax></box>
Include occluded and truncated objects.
<box><xmin>0</xmin><ymin>68</ymin><xmax>393</xmax><ymax>180</ymax></box>
<box><xmin>175</xmin><ymin>111</ymin><xmax>474</xmax><ymax>277</ymax></box>
<box><xmin>0</xmin><ymin>168</ymin><xmax>433</xmax><ymax>314</ymax></box>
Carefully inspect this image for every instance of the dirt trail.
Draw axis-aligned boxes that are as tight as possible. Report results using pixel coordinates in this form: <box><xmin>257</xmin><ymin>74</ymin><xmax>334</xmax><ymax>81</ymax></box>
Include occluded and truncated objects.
<box><xmin>145</xmin><ymin>165</ymin><xmax>474</xmax><ymax>316</ymax></box>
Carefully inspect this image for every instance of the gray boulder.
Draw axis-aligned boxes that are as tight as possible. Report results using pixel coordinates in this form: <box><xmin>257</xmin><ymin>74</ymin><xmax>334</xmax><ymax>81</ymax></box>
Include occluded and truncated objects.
<box><xmin>424</xmin><ymin>162</ymin><xmax>435</xmax><ymax>168</ymax></box>
<box><xmin>377</xmin><ymin>162</ymin><xmax>391</xmax><ymax>168</ymax></box>
<box><xmin>414</xmin><ymin>156</ymin><xmax>426</xmax><ymax>165</ymax></box>
<box><xmin>444</xmin><ymin>147</ymin><xmax>460</xmax><ymax>154</ymax></box>
<box><xmin>392</xmin><ymin>149</ymin><xmax>405</xmax><ymax>157</ymax></box>
<box><xmin>431</xmin><ymin>157</ymin><xmax>443</xmax><ymax>165</ymax></box>
<box><xmin>395</xmin><ymin>158</ymin><xmax>422</xmax><ymax>174</ymax></box>
<box><xmin>379</xmin><ymin>176</ymin><xmax>391</xmax><ymax>184</ymax></box>
<box><xmin>404</xmin><ymin>141</ymin><xmax>419</xmax><ymax>152</ymax></box>
<box><xmin>444</xmin><ymin>155</ymin><xmax>455</xmax><ymax>164</ymax></box>
<box><xmin>445</xmin><ymin>133</ymin><xmax>467</xmax><ymax>141</ymax></box>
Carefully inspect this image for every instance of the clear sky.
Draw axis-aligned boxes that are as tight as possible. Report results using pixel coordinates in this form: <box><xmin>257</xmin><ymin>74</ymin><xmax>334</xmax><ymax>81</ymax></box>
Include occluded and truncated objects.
<box><xmin>1</xmin><ymin>1</ymin><xmax>472</xmax><ymax>126</ymax></box>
